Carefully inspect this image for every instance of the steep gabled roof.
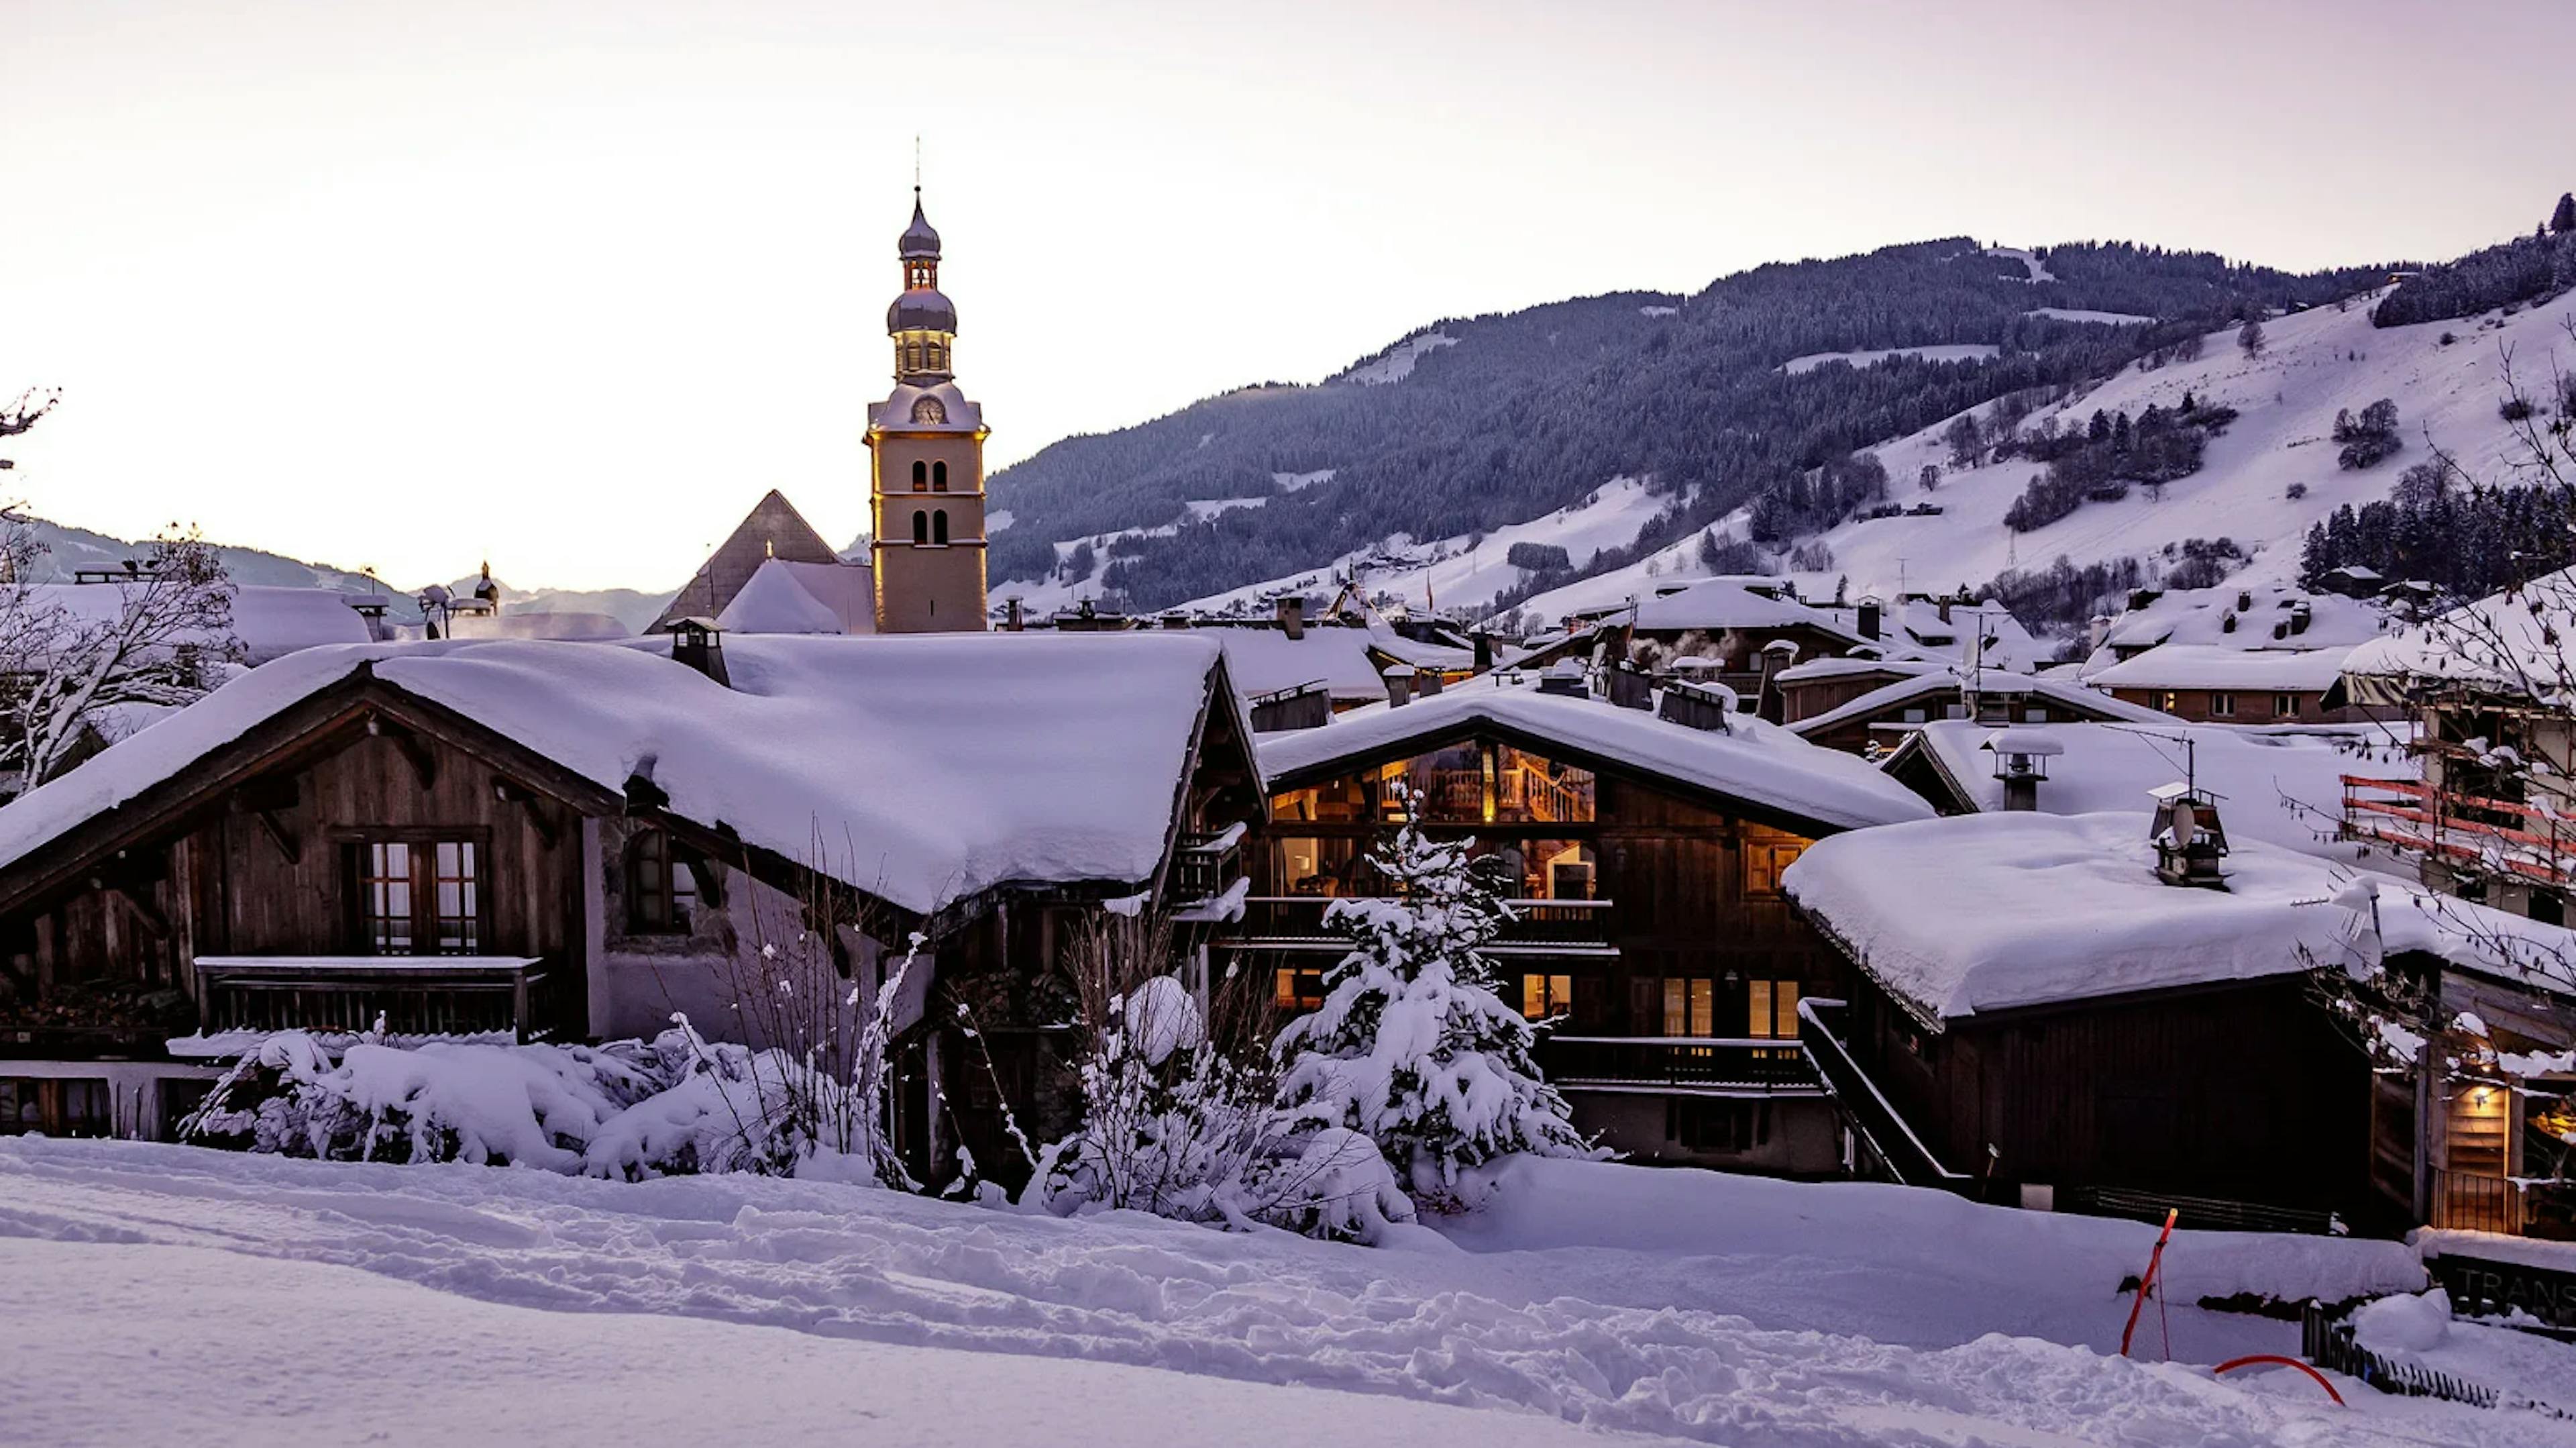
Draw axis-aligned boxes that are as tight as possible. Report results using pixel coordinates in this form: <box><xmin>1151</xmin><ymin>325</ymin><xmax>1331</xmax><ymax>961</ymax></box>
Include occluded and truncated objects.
<box><xmin>1788</xmin><ymin>670</ymin><xmax>2171</xmax><ymax>739</ymax></box>
<box><xmin>651</xmin><ymin>491</ymin><xmax>844</xmax><ymax>632</ymax></box>
<box><xmin>1256</xmin><ymin>674</ymin><xmax>1932</xmax><ymax>835</ymax></box>
<box><xmin>0</xmin><ymin>633</ymin><xmax>1242</xmax><ymax>919</ymax></box>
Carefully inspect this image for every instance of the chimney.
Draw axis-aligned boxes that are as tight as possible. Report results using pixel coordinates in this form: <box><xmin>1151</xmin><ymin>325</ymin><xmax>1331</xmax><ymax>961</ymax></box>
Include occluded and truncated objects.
<box><xmin>1005</xmin><ymin>597</ymin><xmax>1026</xmax><ymax>632</ymax></box>
<box><xmin>1276</xmin><ymin>594</ymin><xmax>1305</xmax><ymax>641</ymax></box>
<box><xmin>2237</xmin><ymin>590</ymin><xmax>2253</xmax><ymax>613</ymax></box>
<box><xmin>1605</xmin><ymin>664</ymin><xmax>1652</xmax><ymax>711</ymax></box>
<box><xmin>1935</xmin><ymin>596</ymin><xmax>1953</xmax><ymax>625</ymax></box>
<box><xmin>664</xmin><ymin>617</ymin><xmax>731</xmax><ymax>687</ymax></box>
<box><xmin>1472</xmin><ymin>633</ymin><xmax>1495</xmax><ymax>671</ymax></box>
<box><xmin>1415</xmin><ymin>667</ymin><xmax>1444</xmax><ymax>698</ymax></box>
<box><xmin>1985</xmin><ymin>729</ymin><xmax>2060</xmax><ymax>812</ymax></box>
<box><xmin>1856</xmin><ymin>599</ymin><xmax>1882</xmax><ymax>640</ymax></box>
<box><xmin>1383</xmin><ymin>665</ymin><xmax>1413</xmax><ymax>707</ymax></box>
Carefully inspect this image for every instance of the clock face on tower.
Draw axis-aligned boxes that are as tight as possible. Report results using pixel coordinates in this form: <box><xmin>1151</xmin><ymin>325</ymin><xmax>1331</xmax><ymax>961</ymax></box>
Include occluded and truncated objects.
<box><xmin>911</xmin><ymin>395</ymin><xmax>948</xmax><ymax>425</ymax></box>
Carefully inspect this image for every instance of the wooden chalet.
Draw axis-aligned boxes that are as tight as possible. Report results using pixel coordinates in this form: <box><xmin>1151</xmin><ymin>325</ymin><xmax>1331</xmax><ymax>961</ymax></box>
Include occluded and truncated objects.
<box><xmin>1232</xmin><ymin>669</ymin><xmax>1932</xmax><ymax>1173</ymax></box>
<box><xmin>1786</xmin><ymin>668</ymin><xmax>2169</xmax><ymax>756</ymax></box>
<box><xmin>0</xmin><ymin>630</ymin><xmax>1262</xmax><ymax>1188</ymax></box>
<box><xmin>1784</xmin><ymin>809</ymin><xmax>2576</xmax><ymax>1236</ymax></box>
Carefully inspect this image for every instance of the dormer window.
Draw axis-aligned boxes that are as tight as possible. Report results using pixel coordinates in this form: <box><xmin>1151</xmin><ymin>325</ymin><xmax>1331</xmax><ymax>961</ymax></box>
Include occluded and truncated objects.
<box><xmin>912</xmin><ymin>396</ymin><xmax>947</xmax><ymax>425</ymax></box>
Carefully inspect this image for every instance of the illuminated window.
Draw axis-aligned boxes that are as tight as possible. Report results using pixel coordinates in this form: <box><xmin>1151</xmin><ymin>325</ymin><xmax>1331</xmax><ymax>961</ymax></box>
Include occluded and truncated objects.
<box><xmin>1521</xmin><ymin>973</ymin><xmax>1574</xmax><ymax>1021</ymax></box>
<box><xmin>911</xmin><ymin>461</ymin><xmax>928</xmax><ymax>492</ymax></box>
<box><xmin>1748</xmin><ymin>979</ymin><xmax>1800</xmax><ymax>1038</ymax></box>
<box><xmin>1662</xmin><ymin>977</ymin><xmax>1715</xmax><ymax>1036</ymax></box>
<box><xmin>1377</xmin><ymin>743</ymin><xmax>1486</xmax><ymax>823</ymax></box>
<box><xmin>1744</xmin><ymin>834</ymin><xmax>1807</xmax><ymax>897</ymax></box>
<box><xmin>1493</xmin><ymin>746</ymin><xmax>1595</xmax><ymax>823</ymax></box>
<box><xmin>2274</xmin><ymin>692</ymin><xmax>2300</xmax><ymax>717</ymax></box>
<box><xmin>1275</xmin><ymin>968</ymin><xmax>1326</xmax><ymax>1013</ymax></box>
<box><xmin>933</xmin><ymin>461</ymin><xmax>949</xmax><ymax>492</ymax></box>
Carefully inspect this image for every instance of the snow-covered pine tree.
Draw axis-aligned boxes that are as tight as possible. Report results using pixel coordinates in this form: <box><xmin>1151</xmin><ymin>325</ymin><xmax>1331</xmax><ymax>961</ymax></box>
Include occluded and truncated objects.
<box><xmin>1272</xmin><ymin>787</ymin><xmax>1592</xmax><ymax>1207</ymax></box>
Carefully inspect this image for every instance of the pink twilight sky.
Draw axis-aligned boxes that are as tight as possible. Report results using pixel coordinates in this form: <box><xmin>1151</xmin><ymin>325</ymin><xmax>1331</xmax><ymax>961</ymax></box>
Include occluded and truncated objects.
<box><xmin>5</xmin><ymin>0</ymin><xmax>2571</xmax><ymax>591</ymax></box>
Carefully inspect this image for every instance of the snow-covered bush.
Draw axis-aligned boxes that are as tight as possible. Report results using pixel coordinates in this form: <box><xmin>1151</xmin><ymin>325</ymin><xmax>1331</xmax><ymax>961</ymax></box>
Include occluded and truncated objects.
<box><xmin>1034</xmin><ymin>972</ymin><xmax>1277</xmax><ymax>1223</ymax></box>
<box><xmin>1273</xmin><ymin>790</ymin><xmax>1595</xmax><ymax>1209</ymax></box>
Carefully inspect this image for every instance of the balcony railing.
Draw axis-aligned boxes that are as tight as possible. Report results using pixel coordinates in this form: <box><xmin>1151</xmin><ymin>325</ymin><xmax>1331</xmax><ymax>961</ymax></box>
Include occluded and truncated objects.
<box><xmin>1174</xmin><ymin>823</ymin><xmax>1248</xmax><ymax>904</ymax></box>
<box><xmin>193</xmin><ymin>955</ymin><xmax>557</xmax><ymax>1042</ymax></box>
<box><xmin>1536</xmin><ymin>1035</ymin><xmax>1819</xmax><ymax>1093</ymax></box>
<box><xmin>1797</xmin><ymin>997</ymin><xmax>1972</xmax><ymax>1192</ymax></box>
<box><xmin>2430</xmin><ymin>1166</ymin><xmax>2525</xmax><ymax>1236</ymax></box>
<box><xmin>1222</xmin><ymin>896</ymin><xmax>1617</xmax><ymax>955</ymax></box>
<box><xmin>2342</xmin><ymin>774</ymin><xmax>2576</xmax><ymax>888</ymax></box>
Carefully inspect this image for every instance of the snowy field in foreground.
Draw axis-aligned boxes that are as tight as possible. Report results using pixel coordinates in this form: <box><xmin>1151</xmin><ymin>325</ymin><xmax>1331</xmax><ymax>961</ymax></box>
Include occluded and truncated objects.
<box><xmin>2</xmin><ymin>1138</ymin><xmax>2568</xmax><ymax>1447</ymax></box>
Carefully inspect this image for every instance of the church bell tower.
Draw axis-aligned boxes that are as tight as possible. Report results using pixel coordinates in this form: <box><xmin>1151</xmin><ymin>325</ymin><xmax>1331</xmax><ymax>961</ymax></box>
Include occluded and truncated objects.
<box><xmin>865</xmin><ymin>187</ymin><xmax>989</xmax><ymax>633</ymax></box>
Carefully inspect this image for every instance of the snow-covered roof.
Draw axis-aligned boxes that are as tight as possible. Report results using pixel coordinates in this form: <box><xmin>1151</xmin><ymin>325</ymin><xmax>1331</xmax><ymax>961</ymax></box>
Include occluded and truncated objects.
<box><xmin>1632</xmin><ymin>578</ymin><xmax>1862</xmax><ymax>641</ymax></box>
<box><xmin>1784</xmin><ymin>811</ymin><xmax>2573</xmax><ymax>1025</ymax></box>
<box><xmin>2084</xmin><ymin>643</ymin><xmax>2355</xmax><ymax>692</ymax></box>
<box><xmin>1894</xmin><ymin>719</ymin><xmax>2414</xmax><ymax>864</ymax></box>
<box><xmin>2098</xmin><ymin>583</ymin><xmax>2383</xmax><ymax>656</ymax></box>
<box><xmin>21</xmin><ymin>583</ymin><xmax>377</xmax><ymax>666</ymax></box>
<box><xmin>1776</xmin><ymin>656</ymin><xmax>1937</xmax><ymax>686</ymax></box>
<box><xmin>0</xmin><ymin>633</ymin><xmax>1234</xmax><ymax>917</ymax></box>
<box><xmin>1217</xmin><ymin>627</ymin><xmax>1391</xmax><ymax>705</ymax></box>
<box><xmin>716</xmin><ymin>558</ymin><xmax>876</xmax><ymax>636</ymax></box>
<box><xmin>1257</xmin><ymin>672</ymin><xmax>1933</xmax><ymax>833</ymax></box>
<box><xmin>867</xmin><ymin>380</ymin><xmax>983</xmax><ymax>433</ymax></box>
<box><xmin>1362</xmin><ymin>619</ymin><xmax>1475</xmax><ymax>672</ymax></box>
<box><xmin>1788</xmin><ymin>668</ymin><xmax>2171</xmax><ymax>739</ymax></box>
<box><xmin>2340</xmin><ymin>567</ymin><xmax>2575</xmax><ymax>704</ymax></box>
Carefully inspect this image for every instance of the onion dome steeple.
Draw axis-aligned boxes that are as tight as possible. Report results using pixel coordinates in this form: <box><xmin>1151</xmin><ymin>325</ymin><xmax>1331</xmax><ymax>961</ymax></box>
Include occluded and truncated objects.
<box><xmin>887</xmin><ymin>185</ymin><xmax>956</xmax><ymax>384</ymax></box>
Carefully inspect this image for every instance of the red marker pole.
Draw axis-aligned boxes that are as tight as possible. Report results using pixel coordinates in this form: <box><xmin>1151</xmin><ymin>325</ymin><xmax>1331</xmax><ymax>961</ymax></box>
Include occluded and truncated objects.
<box><xmin>2120</xmin><ymin>1208</ymin><xmax>2178</xmax><ymax>1359</ymax></box>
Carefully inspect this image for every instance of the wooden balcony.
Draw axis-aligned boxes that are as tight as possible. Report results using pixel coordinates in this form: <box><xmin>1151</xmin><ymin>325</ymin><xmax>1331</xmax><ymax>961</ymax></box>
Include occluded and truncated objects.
<box><xmin>1221</xmin><ymin>896</ymin><xmax>1617</xmax><ymax>957</ymax></box>
<box><xmin>1536</xmin><ymin>1034</ymin><xmax>1820</xmax><ymax>1094</ymax></box>
<box><xmin>1173</xmin><ymin>824</ymin><xmax>1248</xmax><ymax>905</ymax></box>
<box><xmin>192</xmin><ymin>955</ymin><xmax>557</xmax><ymax>1042</ymax></box>
<box><xmin>2341</xmin><ymin>774</ymin><xmax>2576</xmax><ymax>888</ymax></box>
<box><xmin>1796</xmin><ymin>998</ymin><xmax>1972</xmax><ymax>1192</ymax></box>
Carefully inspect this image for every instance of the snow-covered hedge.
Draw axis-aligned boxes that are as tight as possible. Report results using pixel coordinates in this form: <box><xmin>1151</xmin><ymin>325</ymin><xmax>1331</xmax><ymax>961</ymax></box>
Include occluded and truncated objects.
<box><xmin>187</xmin><ymin>1019</ymin><xmax>893</xmax><ymax>1182</ymax></box>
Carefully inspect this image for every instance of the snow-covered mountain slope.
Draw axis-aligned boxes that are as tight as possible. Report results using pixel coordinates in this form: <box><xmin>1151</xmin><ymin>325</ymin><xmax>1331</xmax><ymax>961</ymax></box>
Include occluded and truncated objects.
<box><xmin>1518</xmin><ymin>287</ymin><xmax>2576</xmax><ymax>622</ymax></box>
<box><xmin>1163</xmin><ymin>474</ymin><xmax>1674</xmax><ymax>617</ymax></box>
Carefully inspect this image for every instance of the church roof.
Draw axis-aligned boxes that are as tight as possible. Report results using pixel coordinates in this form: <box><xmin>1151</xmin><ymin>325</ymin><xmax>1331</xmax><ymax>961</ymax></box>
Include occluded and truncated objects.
<box><xmin>888</xmin><ymin>287</ymin><xmax>958</xmax><ymax>334</ymax></box>
<box><xmin>651</xmin><ymin>490</ymin><xmax>844</xmax><ymax>632</ymax></box>
<box><xmin>899</xmin><ymin>195</ymin><xmax>941</xmax><ymax>260</ymax></box>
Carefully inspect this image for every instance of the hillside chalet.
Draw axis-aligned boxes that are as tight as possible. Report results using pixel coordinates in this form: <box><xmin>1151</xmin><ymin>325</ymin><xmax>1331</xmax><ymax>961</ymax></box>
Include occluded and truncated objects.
<box><xmin>2079</xmin><ymin>582</ymin><xmax>2387</xmax><ymax>725</ymax></box>
<box><xmin>0</xmin><ymin>631</ymin><xmax>1262</xmax><ymax>1187</ymax></box>
<box><xmin>1786</xmin><ymin>664</ymin><xmax>2170</xmax><ymax>755</ymax></box>
<box><xmin>1232</xmin><ymin>666</ymin><xmax>1932</xmax><ymax>1172</ymax></box>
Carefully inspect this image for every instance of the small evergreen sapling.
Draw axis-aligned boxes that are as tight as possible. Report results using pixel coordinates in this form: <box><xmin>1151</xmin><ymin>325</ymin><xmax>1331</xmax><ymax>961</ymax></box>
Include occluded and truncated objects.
<box><xmin>1273</xmin><ymin>788</ymin><xmax>1594</xmax><ymax>1208</ymax></box>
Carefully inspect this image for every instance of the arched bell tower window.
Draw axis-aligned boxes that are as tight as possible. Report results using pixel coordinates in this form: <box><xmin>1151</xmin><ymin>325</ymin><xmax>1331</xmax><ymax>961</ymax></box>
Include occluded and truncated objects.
<box><xmin>932</xmin><ymin>461</ymin><xmax>949</xmax><ymax>492</ymax></box>
<box><xmin>932</xmin><ymin>509</ymin><xmax>950</xmax><ymax>545</ymax></box>
<box><xmin>907</xmin><ymin>260</ymin><xmax>936</xmax><ymax>289</ymax></box>
<box><xmin>910</xmin><ymin>461</ymin><xmax>928</xmax><ymax>492</ymax></box>
<box><xmin>912</xmin><ymin>511</ymin><xmax>929</xmax><ymax>545</ymax></box>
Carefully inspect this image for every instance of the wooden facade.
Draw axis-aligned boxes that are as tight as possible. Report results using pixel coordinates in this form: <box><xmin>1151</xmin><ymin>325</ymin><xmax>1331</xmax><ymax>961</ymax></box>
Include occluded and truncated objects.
<box><xmin>1807</xmin><ymin>965</ymin><xmax>2377</xmax><ymax>1228</ymax></box>
<box><xmin>2102</xmin><ymin>683</ymin><xmax>2357</xmax><ymax>726</ymax></box>
<box><xmin>1234</xmin><ymin>713</ymin><xmax>1862</xmax><ymax>1174</ymax></box>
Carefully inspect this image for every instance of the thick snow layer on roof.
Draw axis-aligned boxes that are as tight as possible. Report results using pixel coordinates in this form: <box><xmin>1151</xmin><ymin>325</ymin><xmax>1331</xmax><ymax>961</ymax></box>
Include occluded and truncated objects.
<box><xmin>2342</xmin><ymin>566</ymin><xmax>2575</xmax><ymax>703</ymax></box>
<box><xmin>1785</xmin><ymin>811</ymin><xmax>2573</xmax><ymax>1023</ymax></box>
<box><xmin>2097</xmin><ymin>583</ymin><xmax>2384</xmax><ymax>656</ymax></box>
<box><xmin>1216</xmin><ymin>627</ymin><xmax>1389</xmax><ymax>704</ymax></box>
<box><xmin>1632</xmin><ymin>577</ymin><xmax>1861</xmax><ymax>639</ymax></box>
<box><xmin>1788</xmin><ymin>668</ymin><xmax>2171</xmax><ymax>739</ymax></box>
<box><xmin>718</xmin><ymin>559</ymin><xmax>841</xmax><ymax>634</ymax></box>
<box><xmin>1258</xmin><ymin>673</ymin><xmax>1931</xmax><ymax>831</ymax></box>
<box><xmin>2085</xmin><ymin>643</ymin><xmax>2354</xmax><ymax>692</ymax></box>
<box><xmin>24</xmin><ymin>583</ymin><xmax>376</xmax><ymax>665</ymax></box>
<box><xmin>1903</xmin><ymin>719</ymin><xmax>2413</xmax><ymax>864</ymax></box>
<box><xmin>1776</xmin><ymin>656</ymin><xmax>1939</xmax><ymax>685</ymax></box>
<box><xmin>0</xmin><ymin>633</ymin><xmax>1224</xmax><ymax>915</ymax></box>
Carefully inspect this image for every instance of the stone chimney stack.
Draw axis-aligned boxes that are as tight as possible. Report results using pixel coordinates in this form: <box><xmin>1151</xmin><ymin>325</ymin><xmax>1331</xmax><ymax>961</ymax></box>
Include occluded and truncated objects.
<box><xmin>664</xmin><ymin>618</ymin><xmax>731</xmax><ymax>688</ymax></box>
<box><xmin>1383</xmin><ymin>665</ymin><xmax>1413</xmax><ymax>707</ymax></box>
<box><xmin>1276</xmin><ymin>594</ymin><xmax>1305</xmax><ymax>641</ymax></box>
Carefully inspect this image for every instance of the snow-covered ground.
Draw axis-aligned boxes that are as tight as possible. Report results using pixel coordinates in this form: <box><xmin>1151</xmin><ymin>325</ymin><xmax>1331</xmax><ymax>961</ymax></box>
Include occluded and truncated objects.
<box><xmin>1782</xmin><ymin>344</ymin><xmax>2003</xmax><ymax>375</ymax></box>
<box><xmin>1180</xmin><ymin>474</ymin><xmax>1674</xmax><ymax>617</ymax></box>
<box><xmin>1517</xmin><ymin>289</ymin><xmax>2576</xmax><ymax>624</ymax></box>
<box><xmin>1344</xmin><ymin>329</ymin><xmax>1458</xmax><ymax>385</ymax></box>
<box><xmin>3</xmin><ymin>1137</ymin><xmax>2560</xmax><ymax>1445</ymax></box>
